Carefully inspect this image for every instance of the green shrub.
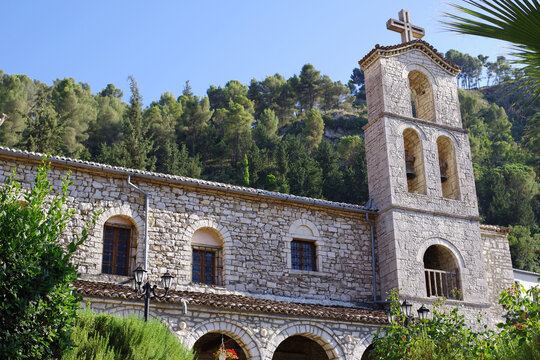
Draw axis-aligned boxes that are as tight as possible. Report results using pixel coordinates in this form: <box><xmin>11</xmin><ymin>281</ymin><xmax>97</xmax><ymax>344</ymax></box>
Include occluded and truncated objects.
<box><xmin>0</xmin><ymin>160</ymin><xmax>94</xmax><ymax>359</ymax></box>
<box><xmin>370</xmin><ymin>286</ymin><xmax>540</xmax><ymax>360</ymax></box>
<box><xmin>492</xmin><ymin>283</ymin><xmax>540</xmax><ymax>359</ymax></box>
<box><xmin>62</xmin><ymin>309</ymin><xmax>195</xmax><ymax>360</ymax></box>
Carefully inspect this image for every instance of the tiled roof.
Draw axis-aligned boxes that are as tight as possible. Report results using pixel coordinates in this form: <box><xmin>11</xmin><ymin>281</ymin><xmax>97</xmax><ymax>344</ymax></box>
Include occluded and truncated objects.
<box><xmin>73</xmin><ymin>280</ymin><xmax>388</xmax><ymax>324</ymax></box>
<box><xmin>0</xmin><ymin>146</ymin><xmax>377</xmax><ymax>213</ymax></box>
<box><xmin>358</xmin><ymin>40</ymin><xmax>461</xmax><ymax>76</ymax></box>
<box><xmin>480</xmin><ymin>224</ymin><xmax>511</xmax><ymax>234</ymax></box>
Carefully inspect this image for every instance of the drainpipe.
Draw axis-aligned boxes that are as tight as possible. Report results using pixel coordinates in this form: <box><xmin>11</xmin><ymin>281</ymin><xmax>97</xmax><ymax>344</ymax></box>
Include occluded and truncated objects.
<box><xmin>366</xmin><ymin>212</ymin><xmax>378</xmax><ymax>303</ymax></box>
<box><xmin>127</xmin><ymin>175</ymin><xmax>149</xmax><ymax>270</ymax></box>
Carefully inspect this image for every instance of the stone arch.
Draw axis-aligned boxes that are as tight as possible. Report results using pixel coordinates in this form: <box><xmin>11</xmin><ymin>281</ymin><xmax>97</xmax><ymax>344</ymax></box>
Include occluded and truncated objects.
<box><xmin>417</xmin><ymin>238</ymin><xmax>465</xmax><ymax>269</ymax></box>
<box><xmin>402</xmin><ymin>127</ymin><xmax>426</xmax><ymax>195</ymax></box>
<box><xmin>187</xmin><ymin>321</ymin><xmax>261</xmax><ymax>360</ymax></box>
<box><xmin>94</xmin><ymin>206</ymin><xmax>143</xmax><ymax>276</ymax></box>
<box><xmin>403</xmin><ymin>63</ymin><xmax>438</xmax><ymax>87</ymax></box>
<box><xmin>183</xmin><ymin>218</ymin><xmax>232</xmax><ymax>246</ymax></box>
<box><xmin>419</xmin><ymin>239</ymin><xmax>464</xmax><ymax>299</ymax></box>
<box><xmin>405</xmin><ymin>67</ymin><xmax>436</xmax><ymax>122</ymax></box>
<box><xmin>289</xmin><ymin>219</ymin><xmax>320</xmax><ymax>238</ymax></box>
<box><xmin>286</xmin><ymin>219</ymin><xmax>322</xmax><ymax>272</ymax></box>
<box><xmin>267</xmin><ymin>323</ymin><xmax>345</xmax><ymax>360</ymax></box>
<box><xmin>436</xmin><ymin>135</ymin><xmax>461</xmax><ymax>200</ymax></box>
<box><xmin>353</xmin><ymin>333</ymin><xmax>376</xmax><ymax>360</ymax></box>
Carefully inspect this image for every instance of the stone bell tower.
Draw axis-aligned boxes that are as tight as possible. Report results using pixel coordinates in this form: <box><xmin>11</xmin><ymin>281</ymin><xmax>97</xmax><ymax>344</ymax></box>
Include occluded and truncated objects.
<box><xmin>359</xmin><ymin>10</ymin><xmax>488</xmax><ymax>305</ymax></box>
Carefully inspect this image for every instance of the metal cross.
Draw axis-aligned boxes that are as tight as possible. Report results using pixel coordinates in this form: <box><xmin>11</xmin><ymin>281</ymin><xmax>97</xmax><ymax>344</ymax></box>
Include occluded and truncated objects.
<box><xmin>386</xmin><ymin>9</ymin><xmax>425</xmax><ymax>43</ymax></box>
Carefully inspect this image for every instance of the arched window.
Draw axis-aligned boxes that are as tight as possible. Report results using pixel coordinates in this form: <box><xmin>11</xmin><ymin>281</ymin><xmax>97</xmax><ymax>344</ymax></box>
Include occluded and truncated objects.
<box><xmin>288</xmin><ymin>220</ymin><xmax>319</xmax><ymax>272</ymax></box>
<box><xmin>192</xmin><ymin>228</ymin><xmax>223</xmax><ymax>285</ymax></box>
<box><xmin>403</xmin><ymin>128</ymin><xmax>426</xmax><ymax>195</ymax></box>
<box><xmin>424</xmin><ymin>245</ymin><xmax>461</xmax><ymax>299</ymax></box>
<box><xmin>408</xmin><ymin>70</ymin><xmax>435</xmax><ymax>122</ymax></box>
<box><xmin>101</xmin><ymin>216</ymin><xmax>136</xmax><ymax>276</ymax></box>
<box><xmin>437</xmin><ymin>136</ymin><xmax>460</xmax><ymax>200</ymax></box>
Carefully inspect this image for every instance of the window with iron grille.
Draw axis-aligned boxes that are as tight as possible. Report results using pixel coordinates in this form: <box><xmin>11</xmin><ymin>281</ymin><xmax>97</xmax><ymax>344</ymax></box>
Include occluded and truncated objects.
<box><xmin>291</xmin><ymin>240</ymin><xmax>317</xmax><ymax>271</ymax></box>
<box><xmin>102</xmin><ymin>225</ymin><xmax>131</xmax><ymax>276</ymax></box>
<box><xmin>192</xmin><ymin>245</ymin><xmax>222</xmax><ymax>285</ymax></box>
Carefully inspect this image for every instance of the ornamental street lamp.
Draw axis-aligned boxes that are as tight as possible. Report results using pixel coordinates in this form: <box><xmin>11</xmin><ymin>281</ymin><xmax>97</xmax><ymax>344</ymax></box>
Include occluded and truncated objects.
<box><xmin>133</xmin><ymin>266</ymin><xmax>174</xmax><ymax>322</ymax></box>
<box><xmin>387</xmin><ymin>300</ymin><xmax>430</xmax><ymax>326</ymax></box>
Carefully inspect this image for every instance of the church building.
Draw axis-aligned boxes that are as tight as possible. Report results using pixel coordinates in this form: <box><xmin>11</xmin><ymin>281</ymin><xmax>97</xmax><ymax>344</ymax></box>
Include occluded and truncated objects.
<box><xmin>0</xmin><ymin>10</ymin><xmax>514</xmax><ymax>360</ymax></box>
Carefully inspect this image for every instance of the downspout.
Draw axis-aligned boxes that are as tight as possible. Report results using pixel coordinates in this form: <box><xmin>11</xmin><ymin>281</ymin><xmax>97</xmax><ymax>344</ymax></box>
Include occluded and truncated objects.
<box><xmin>366</xmin><ymin>212</ymin><xmax>378</xmax><ymax>303</ymax></box>
<box><xmin>127</xmin><ymin>175</ymin><xmax>149</xmax><ymax>270</ymax></box>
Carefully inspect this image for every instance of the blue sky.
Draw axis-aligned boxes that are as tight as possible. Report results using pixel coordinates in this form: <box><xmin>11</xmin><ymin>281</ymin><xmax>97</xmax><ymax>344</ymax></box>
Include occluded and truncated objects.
<box><xmin>1</xmin><ymin>0</ymin><xmax>509</xmax><ymax>105</ymax></box>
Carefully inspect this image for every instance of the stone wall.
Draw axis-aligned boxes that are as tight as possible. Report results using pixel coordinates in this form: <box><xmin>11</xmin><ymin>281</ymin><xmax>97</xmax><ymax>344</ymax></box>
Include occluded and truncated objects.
<box><xmin>0</xmin><ymin>156</ymin><xmax>374</xmax><ymax>305</ymax></box>
<box><xmin>481</xmin><ymin>227</ymin><xmax>514</xmax><ymax>321</ymax></box>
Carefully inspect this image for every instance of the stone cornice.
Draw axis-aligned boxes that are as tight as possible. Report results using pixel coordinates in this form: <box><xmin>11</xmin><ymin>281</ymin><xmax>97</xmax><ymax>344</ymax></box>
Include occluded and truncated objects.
<box><xmin>359</xmin><ymin>40</ymin><xmax>461</xmax><ymax>76</ymax></box>
<box><xmin>362</xmin><ymin>112</ymin><xmax>469</xmax><ymax>134</ymax></box>
<box><xmin>378</xmin><ymin>204</ymin><xmax>482</xmax><ymax>222</ymax></box>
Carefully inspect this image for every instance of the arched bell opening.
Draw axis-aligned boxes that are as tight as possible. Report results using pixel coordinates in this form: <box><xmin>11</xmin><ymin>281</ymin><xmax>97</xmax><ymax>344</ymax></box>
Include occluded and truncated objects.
<box><xmin>193</xmin><ymin>333</ymin><xmax>248</xmax><ymax>360</ymax></box>
<box><xmin>403</xmin><ymin>128</ymin><xmax>426</xmax><ymax>195</ymax></box>
<box><xmin>423</xmin><ymin>245</ymin><xmax>462</xmax><ymax>299</ymax></box>
<box><xmin>272</xmin><ymin>335</ymin><xmax>331</xmax><ymax>360</ymax></box>
<box><xmin>436</xmin><ymin>136</ymin><xmax>460</xmax><ymax>200</ymax></box>
<box><xmin>408</xmin><ymin>70</ymin><xmax>435</xmax><ymax>122</ymax></box>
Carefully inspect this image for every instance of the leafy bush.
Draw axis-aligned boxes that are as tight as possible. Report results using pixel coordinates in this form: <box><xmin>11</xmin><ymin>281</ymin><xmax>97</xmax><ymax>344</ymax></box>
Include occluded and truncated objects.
<box><xmin>371</xmin><ymin>290</ymin><xmax>493</xmax><ymax>360</ymax></box>
<box><xmin>492</xmin><ymin>283</ymin><xmax>540</xmax><ymax>359</ymax></box>
<box><xmin>62</xmin><ymin>309</ymin><xmax>195</xmax><ymax>360</ymax></box>
<box><xmin>370</xmin><ymin>285</ymin><xmax>540</xmax><ymax>360</ymax></box>
<box><xmin>0</xmin><ymin>160</ymin><xmax>93</xmax><ymax>359</ymax></box>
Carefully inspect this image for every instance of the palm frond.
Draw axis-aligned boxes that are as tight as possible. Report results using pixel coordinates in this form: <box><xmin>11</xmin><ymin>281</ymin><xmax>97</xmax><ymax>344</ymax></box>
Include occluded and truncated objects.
<box><xmin>443</xmin><ymin>0</ymin><xmax>540</xmax><ymax>106</ymax></box>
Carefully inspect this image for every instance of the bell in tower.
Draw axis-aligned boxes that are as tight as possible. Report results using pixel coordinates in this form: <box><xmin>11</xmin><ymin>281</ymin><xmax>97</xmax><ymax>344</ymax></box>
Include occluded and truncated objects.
<box><xmin>405</xmin><ymin>151</ymin><xmax>417</xmax><ymax>179</ymax></box>
<box><xmin>439</xmin><ymin>159</ymin><xmax>448</xmax><ymax>183</ymax></box>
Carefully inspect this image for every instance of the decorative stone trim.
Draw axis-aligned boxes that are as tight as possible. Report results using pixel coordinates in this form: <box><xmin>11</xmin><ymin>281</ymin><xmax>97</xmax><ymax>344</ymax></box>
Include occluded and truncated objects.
<box><xmin>187</xmin><ymin>320</ymin><xmax>261</xmax><ymax>360</ymax></box>
<box><xmin>363</xmin><ymin>112</ymin><xmax>469</xmax><ymax>134</ymax></box>
<box><xmin>266</xmin><ymin>322</ymin><xmax>345</xmax><ymax>360</ymax></box>
<box><xmin>90</xmin><ymin>205</ymin><xmax>144</xmax><ymax>274</ymax></box>
<box><xmin>286</xmin><ymin>219</ymin><xmax>323</xmax><ymax>272</ymax></box>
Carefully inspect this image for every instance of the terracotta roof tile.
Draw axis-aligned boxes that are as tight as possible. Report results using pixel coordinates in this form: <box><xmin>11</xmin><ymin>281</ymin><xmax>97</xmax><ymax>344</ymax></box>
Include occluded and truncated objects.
<box><xmin>358</xmin><ymin>40</ymin><xmax>461</xmax><ymax>76</ymax></box>
<box><xmin>480</xmin><ymin>224</ymin><xmax>511</xmax><ymax>234</ymax></box>
<box><xmin>73</xmin><ymin>280</ymin><xmax>388</xmax><ymax>324</ymax></box>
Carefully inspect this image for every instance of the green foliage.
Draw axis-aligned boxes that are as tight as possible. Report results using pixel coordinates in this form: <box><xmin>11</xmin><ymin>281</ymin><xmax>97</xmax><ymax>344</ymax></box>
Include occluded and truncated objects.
<box><xmin>371</xmin><ymin>290</ymin><xmax>493</xmax><ymax>360</ymax></box>
<box><xmin>242</xmin><ymin>154</ymin><xmax>250</xmax><ymax>186</ymax></box>
<box><xmin>494</xmin><ymin>282</ymin><xmax>540</xmax><ymax>359</ymax></box>
<box><xmin>444</xmin><ymin>0</ymin><xmax>540</xmax><ymax>106</ymax></box>
<box><xmin>508</xmin><ymin>225</ymin><xmax>540</xmax><ymax>272</ymax></box>
<box><xmin>62</xmin><ymin>309</ymin><xmax>194</xmax><ymax>360</ymax></box>
<box><xmin>371</xmin><ymin>286</ymin><xmax>540</xmax><ymax>360</ymax></box>
<box><xmin>303</xmin><ymin>109</ymin><xmax>324</xmax><ymax>149</ymax></box>
<box><xmin>477</xmin><ymin>164</ymin><xmax>537</xmax><ymax>227</ymax></box>
<box><xmin>0</xmin><ymin>160</ymin><xmax>94</xmax><ymax>359</ymax></box>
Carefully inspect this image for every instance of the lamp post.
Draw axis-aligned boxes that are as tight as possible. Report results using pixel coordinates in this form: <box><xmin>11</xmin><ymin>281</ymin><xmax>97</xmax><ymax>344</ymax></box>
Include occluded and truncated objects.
<box><xmin>133</xmin><ymin>266</ymin><xmax>174</xmax><ymax>322</ymax></box>
<box><xmin>387</xmin><ymin>300</ymin><xmax>429</xmax><ymax>326</ymax></box>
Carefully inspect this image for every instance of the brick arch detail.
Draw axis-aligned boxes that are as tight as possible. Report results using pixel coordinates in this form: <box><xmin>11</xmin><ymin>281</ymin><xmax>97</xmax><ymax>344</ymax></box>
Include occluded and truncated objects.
<box><xmin>187</xmin><ymin>321</ymin><xmax>261</xmax><ymax>360</ymax></box>
<box><xmin>267</xmin><ymin>322</ymin><xmax>345</xmax><ymax>360</ymax></box>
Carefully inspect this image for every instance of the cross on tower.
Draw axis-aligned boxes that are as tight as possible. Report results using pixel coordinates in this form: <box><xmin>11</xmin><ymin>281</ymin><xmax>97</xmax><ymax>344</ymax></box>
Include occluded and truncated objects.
<box><xmin>386</xmin><ymin>9</ymin><xmax>425</xmax><ymax>43</ymax></box>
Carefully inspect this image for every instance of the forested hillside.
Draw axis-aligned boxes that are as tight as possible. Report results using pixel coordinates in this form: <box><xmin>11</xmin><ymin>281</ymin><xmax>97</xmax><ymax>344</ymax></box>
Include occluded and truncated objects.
<box><xmin>0</xmin><ymin>51</ymin><xmax>537</xmax><ymax>271</ymax></box>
